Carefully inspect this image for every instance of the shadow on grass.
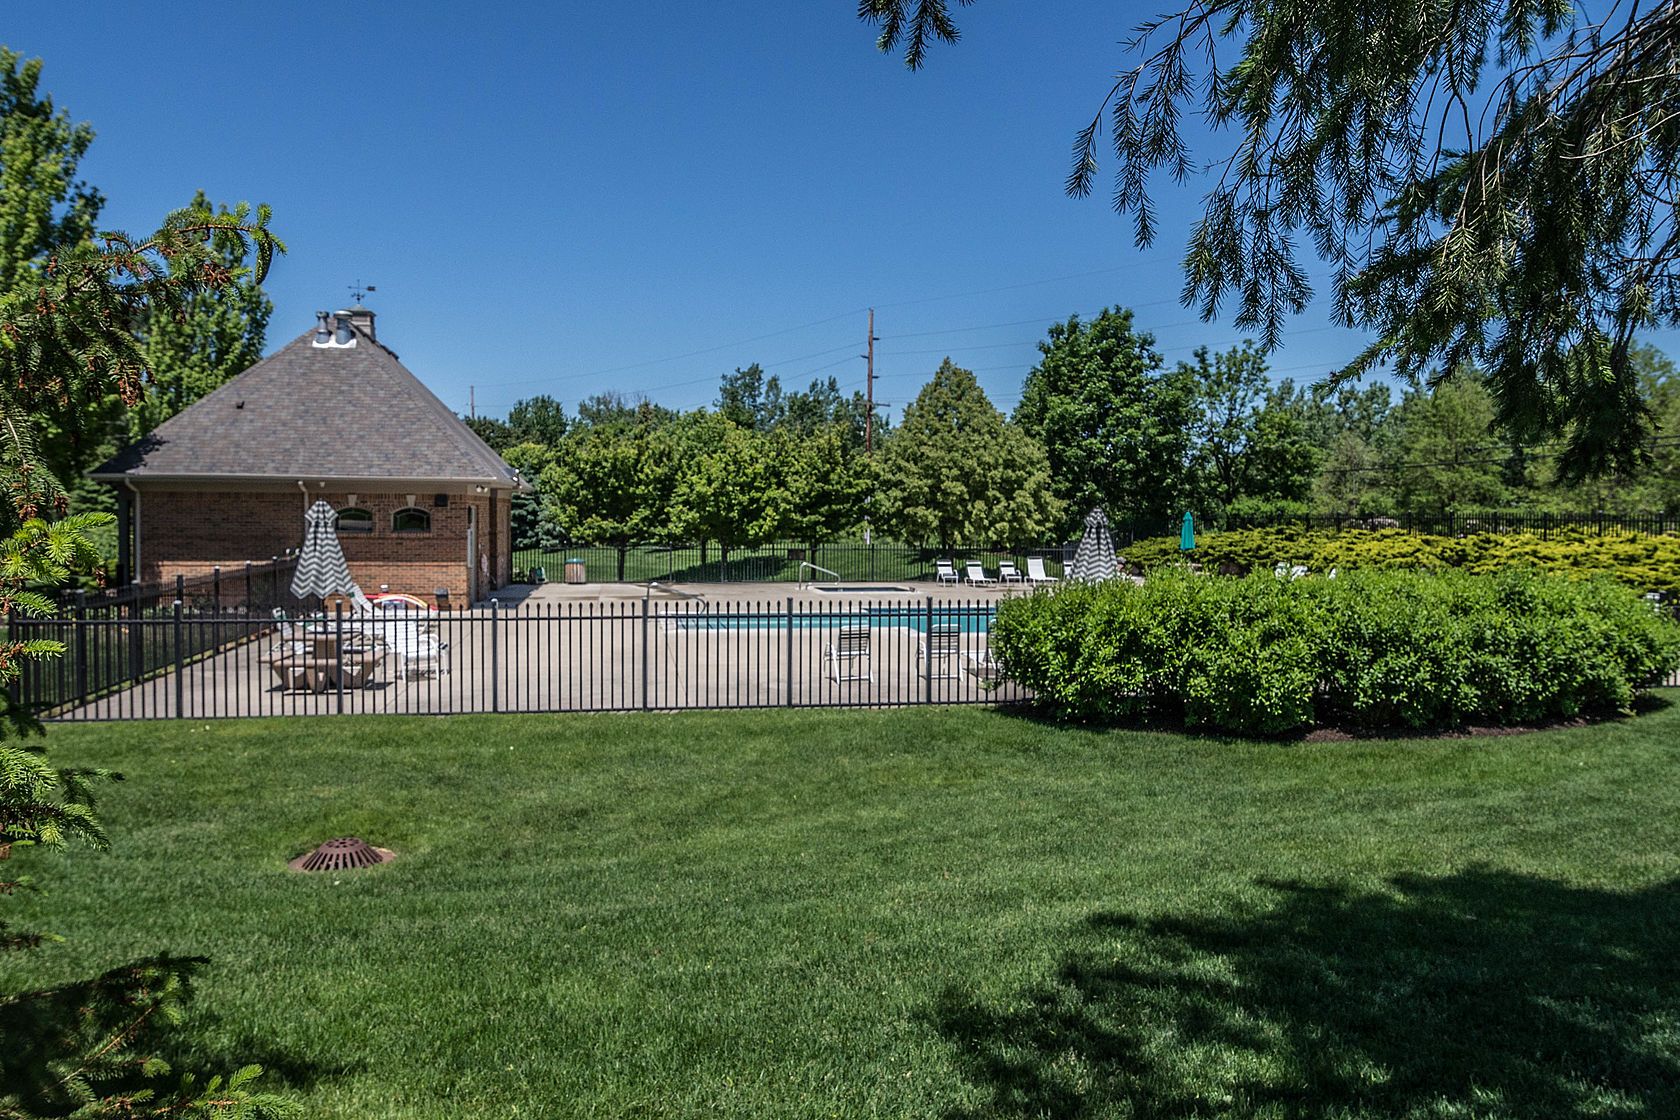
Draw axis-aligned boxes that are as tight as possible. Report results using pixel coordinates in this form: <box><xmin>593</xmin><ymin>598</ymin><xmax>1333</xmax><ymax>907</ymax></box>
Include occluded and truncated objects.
<box><xmin>0</xmin><ymin>953</ymin><xmax>340</xmax><ymax>1115</ymax></box>
<box><xmin>930</xmin><ymin>869</ymin><xmax>1680</xmax><ymax>1118</ymax></box>
<box><xmin>989</xmin><ymin>689</ymin><xmax>1674</xmax><ymax>743</ymax></box>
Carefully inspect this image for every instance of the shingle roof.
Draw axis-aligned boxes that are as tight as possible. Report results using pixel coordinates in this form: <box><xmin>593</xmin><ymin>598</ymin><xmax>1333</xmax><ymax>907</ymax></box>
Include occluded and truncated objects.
<box><xmin>90</xmin><ymin>318</ymin><xmax>525</xmax><ymax>487</ymax></box>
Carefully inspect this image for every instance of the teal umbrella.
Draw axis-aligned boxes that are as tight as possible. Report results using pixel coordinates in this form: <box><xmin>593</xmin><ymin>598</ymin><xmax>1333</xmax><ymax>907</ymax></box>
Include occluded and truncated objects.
<box><xmin>1179</xmin><ymin>512</ymin><xmax>1196</xmax><ymax>551</ymax></box>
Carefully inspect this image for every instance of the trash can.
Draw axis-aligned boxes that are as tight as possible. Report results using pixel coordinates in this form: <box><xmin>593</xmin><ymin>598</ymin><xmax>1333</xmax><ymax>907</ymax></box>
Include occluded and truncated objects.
<box><xmin>530</xmin><ymin>566</ymin><xmax>545</xmax><ymax>584</ymax></box>
<box><xmin>564</xmin><ymin>559</ymin><xmax>587</xmax><ymax>584</ymax></box>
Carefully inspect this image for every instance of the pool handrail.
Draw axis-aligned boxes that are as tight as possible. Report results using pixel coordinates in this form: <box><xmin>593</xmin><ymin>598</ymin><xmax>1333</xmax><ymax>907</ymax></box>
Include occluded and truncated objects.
<box><xmin>646</xmin><ymin>581</ymin><xmax>707</xmax><ymax>606</ymax></box>
<box><xmin>797</xmin><ymin>561</ymin><xmax>839</xmax><ymax>589</ymax></box>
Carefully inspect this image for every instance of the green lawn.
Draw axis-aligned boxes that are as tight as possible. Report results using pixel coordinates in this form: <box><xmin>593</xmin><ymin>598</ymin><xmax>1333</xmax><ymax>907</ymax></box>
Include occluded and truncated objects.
<box><xmin>7</xmin><ymin>702</ymin><xmax>1680</xmax><ymax>1118</ymax></box>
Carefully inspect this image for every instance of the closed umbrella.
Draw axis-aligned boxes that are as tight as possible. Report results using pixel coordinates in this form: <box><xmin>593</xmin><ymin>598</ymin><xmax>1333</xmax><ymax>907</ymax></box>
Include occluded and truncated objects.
<box><xmin>1179</xmin><ymin>511</ymin><xmax>1196</xmax><ymax>552</ymax></box>
<box><xmin>291</xmin><ymin>500</ymin><xmax>360</xmax><ymax>601</ymax></box>
<box><xmin>1067</xmin><ymin>507</ymin><xmax>1121</xmax><ymax>583</ymax></box>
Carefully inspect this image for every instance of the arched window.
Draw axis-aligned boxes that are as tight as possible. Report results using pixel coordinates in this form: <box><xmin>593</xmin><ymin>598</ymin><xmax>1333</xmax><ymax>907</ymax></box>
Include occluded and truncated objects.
<box><xmin>393</xmin><ymin>507</ymin><xmax>431</xmax><ymax>533</ymax></box>
<box><xmin>335</xmin><ymin>507</ymin><xmax>373</xmax><ymax>533</ymax></box>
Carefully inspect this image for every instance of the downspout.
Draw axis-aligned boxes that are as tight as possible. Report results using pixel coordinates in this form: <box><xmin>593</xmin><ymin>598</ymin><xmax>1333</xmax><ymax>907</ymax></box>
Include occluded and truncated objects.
<box><xmin>124</xmin><ymin>480</ymin><xmax>142</xmax><ymax>583</ymax></box>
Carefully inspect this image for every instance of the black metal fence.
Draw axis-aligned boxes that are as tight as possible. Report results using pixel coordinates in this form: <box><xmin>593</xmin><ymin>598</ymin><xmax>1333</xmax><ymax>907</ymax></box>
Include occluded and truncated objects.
<box><xmin>58</xmin><ymin>557</ymin><xmax>307</xmax><ymax>619</ymax></box>
<box><xmin>19</xmin><ymin>595</ymin><xmax>1023</xmax><ymax>721</ymax></box>
<box><xmin>513</xmin><ymin>511</ymin><xmax>1680</xmax><ymax>585</ymax></box>
<box><xmin>510</xmin><ymin>542</ymin><xmax>1075</xmax><ymax>585</ymax></box>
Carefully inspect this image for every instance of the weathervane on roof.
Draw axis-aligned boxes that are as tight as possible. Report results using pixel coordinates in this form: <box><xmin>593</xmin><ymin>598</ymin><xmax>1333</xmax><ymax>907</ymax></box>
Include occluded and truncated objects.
<box><xmin>349</xmin><ymin>281</ymin><xmax>376</xmax><ymax>304</ymax></box>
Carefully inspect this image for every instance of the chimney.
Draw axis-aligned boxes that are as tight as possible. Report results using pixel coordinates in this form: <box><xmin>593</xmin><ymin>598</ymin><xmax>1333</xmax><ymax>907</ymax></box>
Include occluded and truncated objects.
<box><xmin>314</xmin><ymin>311</ymin><xmax>331</xmax><ymax>344</ymax></box>
<box><xmin>342</xmin><ymin>303</ymin><xmax>377</xmax><ymax>342</ymax></box>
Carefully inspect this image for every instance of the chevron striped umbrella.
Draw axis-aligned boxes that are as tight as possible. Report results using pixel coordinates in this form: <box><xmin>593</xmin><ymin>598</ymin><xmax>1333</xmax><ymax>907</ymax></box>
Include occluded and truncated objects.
<box><xmin>291</xmin><ymin>500</ymin><xmax>360</xmax><ymax>601</ymax></box>
<box><xmin>1067</xmin><ymin>506</ymin><xmax>1121</xmax><ymax>583</ymax></box>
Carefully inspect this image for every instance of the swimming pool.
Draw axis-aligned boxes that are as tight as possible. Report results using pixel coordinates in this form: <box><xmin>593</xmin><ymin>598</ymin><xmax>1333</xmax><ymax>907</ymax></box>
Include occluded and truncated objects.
<box><xmin>810</xmin><ymin>584</ymin><xmax>916</xmax><ymax>593</ymax></box>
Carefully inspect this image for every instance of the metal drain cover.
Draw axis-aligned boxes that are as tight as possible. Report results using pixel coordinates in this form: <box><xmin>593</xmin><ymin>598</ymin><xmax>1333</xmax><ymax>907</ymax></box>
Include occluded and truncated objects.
<box><xmin>288</xmin><ymin>837</ymin><xmax>394</xmax><ymax>872</ymax></box>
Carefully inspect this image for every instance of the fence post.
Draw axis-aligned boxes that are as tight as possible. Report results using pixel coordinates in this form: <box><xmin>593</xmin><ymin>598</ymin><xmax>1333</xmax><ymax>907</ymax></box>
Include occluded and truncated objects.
<box><xmin>785</xmin><ymin>596</ymin><xmax>794</xmax><ymax>707</ymax></box>
<box><xmin>6</xmin><ymin>608</ymin><xmax>21</xmax><ymax>715</ymax></box>
<box><xmin>270</xmin><ymin>557</ymin><xmax>279</xmax><ymax>608</ymax></box>
<box><xmin>490</xmin><ymin>598</ymin><xmax>500</xmax><ymax>714</ymax></box>
<box><xmin>74</xmin><ymin>589</ymin><xmax>87</xmax><ymax>708</ymax></box>
<box><xmin>213</xmin><ymin>566</ymin><xmax>221</xmax><ymax>615</ymax></box>
<box><xmin>245</xmin><ymin>561</ymin><xmax>253</xmax><ymax>611</ymax></box>
<box><xmin>640</xmin><ymin>597</ymin><xmax>650</xmax><ymax>711</ymax></box>
<box><xmin>175</xmin><ymin>573</ymin><xmax>185</xmax><ymax>605</ymax></box>
<box><xmin>129</xmin><ymin>581</ymin><xmax>143</xmax><ymax>684</ymax></box>
<box><xmin>335</xmin><ymin>601</ymin><xmax>345</xmax><ymax>716</ymax></box>
<box><xmin>924</xmin><ymin>595</ymin><xmax>934</xmax><ymax>706</ymax></box>
<box><xmin>173</xmin><ymin>598</ymin><xmax>184</xmax><ymax>718</ymax></box>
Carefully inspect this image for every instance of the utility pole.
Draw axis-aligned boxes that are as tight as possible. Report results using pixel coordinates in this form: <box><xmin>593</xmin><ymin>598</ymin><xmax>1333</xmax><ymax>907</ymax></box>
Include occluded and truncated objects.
<box><xmin>470</xmin><ymin>386</ymin><xmax>475</xmax><ymax>419</ymax></box>
<box><xmin>863</xmin><ymin>308</ymin><xmax>879</xmax><ymax>455</ymax></box>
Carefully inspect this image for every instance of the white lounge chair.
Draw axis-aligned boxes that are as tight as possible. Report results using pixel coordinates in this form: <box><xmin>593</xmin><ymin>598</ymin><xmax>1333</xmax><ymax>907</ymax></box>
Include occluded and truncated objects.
<box><xmin>390</xmin><ymin>628</ymin><xmax>449</xmax><ymax>679</ymax></box>
<box><xmin>919</xmin><ymin>624</ymin><xmax>963</xmax><ymax>679</ymax></box>
<box><xmin>997</xmin><ymin>561</ymin><xmax>1024</xmax><ymax>584</ymax></box>
<box><xmin>964</xmin><ymin>561</ymin><xmax>995</xmax><ymax>586</ymax></box>
<box><xmin>1025</xmin><ymin>557</ymin><xmax>1058</xmax><ymax>584</ymax></box>
<box><xmin>825</xmin><ymin>626</ymin><xmax>873</xmax><ymax>683</ymax></box>
<box><xmin>935</xmin><ymin>559</ymin><xmax>960</xmax><ymax>585</ymax></box>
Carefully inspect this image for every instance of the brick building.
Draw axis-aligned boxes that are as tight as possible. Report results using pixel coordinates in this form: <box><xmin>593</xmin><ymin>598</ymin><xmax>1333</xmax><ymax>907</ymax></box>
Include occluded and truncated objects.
<box><xmin>90</xmin><ymin>305</ymin><xmax>528</xmax><ymax>605</ymax></box>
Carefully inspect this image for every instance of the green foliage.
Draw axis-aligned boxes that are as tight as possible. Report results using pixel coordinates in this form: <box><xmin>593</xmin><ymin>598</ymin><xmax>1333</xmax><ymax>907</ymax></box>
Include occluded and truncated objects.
<box><xmin>777</xmin><ymin>425</ymin><xmax>873</xmax><ymax>546</ymax></box>
<box><xmin>668</xmin><ymin>414</ymin><xmax>789</xmax><ymax>553</ymax></box>
<box><xmin>1123</xmin><ymin>524</ymin><xmax>1680</xmax><ymax>597</ymax></box>
<box><xmin>127</xmin><ymin>192</ymin><xmax>272</xmax><ymax>438</ymax></box>
<box><xmin>0</xmin><ymin>49</ymin><xmax>101</xmax><ymax>295</ymax></box>
<box><xmin>0</xmin><ymin>50</ymin><xmax>291</xmax><ymax>1116</ymax></box>
<box><xmin>864</xmin><ymin>1</ymin><xmax>1680</xmax><ymax>477</ymax></box>
<box><xmin>995</xmin><ymin>568</ymin><xmax>1680</xmax><ymax>734</ymax></box>
<box><xmin>1015</xmin><ymin>308</ymin><xmax>1188</xmax><ymax>533</ymax></box>
<box><xmin>543</xmin><ymin>419</ymin><xmax>680</xmax><ymax>577</ymax></box>
<box><xmin>878</xmin><ymin>359</ymin><xmax>1062</xmax><ymax>547</ymax></box>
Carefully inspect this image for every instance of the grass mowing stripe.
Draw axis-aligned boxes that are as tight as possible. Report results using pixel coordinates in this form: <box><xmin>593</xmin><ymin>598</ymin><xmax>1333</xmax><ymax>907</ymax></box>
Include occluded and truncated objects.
<box><xmin>4</xmin><ymin>701</ymin><xmax>1680</xmax><ymax>1117</ymax></box>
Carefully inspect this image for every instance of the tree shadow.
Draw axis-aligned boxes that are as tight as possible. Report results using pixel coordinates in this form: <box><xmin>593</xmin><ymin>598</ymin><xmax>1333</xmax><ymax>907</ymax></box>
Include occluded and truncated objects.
<box><xmin>0</xmin><ymin>953</ymin><xmax>343</xmax><ymax>1115</ymax></box>
<box><xmin>928</xmin><ymin>869</ymin><xmax>1680</xmax><ymax>1117</ymax></box>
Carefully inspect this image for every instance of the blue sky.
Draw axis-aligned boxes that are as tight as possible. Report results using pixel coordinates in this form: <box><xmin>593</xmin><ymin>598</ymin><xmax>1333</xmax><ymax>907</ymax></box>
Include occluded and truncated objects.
<box><xmin>8</xmin><ymin>3</ymin><xmax>1603</xmax><ymax>425</ymax></box>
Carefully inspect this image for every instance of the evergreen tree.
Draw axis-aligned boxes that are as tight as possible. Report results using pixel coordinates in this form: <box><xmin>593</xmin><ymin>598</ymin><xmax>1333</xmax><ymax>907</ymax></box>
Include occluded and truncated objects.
<box><xmin>879</xmin><ymin>359</ymin><xmax>1061</xmax><ymax>549</ymax></box>
<box><xmin>862</xmin><ymin>0</ymin><xmax>1680</xmax><ymax>476</ymax></box>
<box><xmin>0</xmin><ymin>191</ymin><xmax>291</xmax><ymax>1115</ymax></box>
<box><xmin>127</xmin><ymin>192</ymin><xmax>272</xmax><ymax>437</ymax></box>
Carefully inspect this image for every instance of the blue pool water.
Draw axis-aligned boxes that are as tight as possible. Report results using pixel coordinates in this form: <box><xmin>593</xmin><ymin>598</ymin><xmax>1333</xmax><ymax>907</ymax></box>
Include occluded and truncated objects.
<box><xmin>670</xmin><ymin>607</ymin><xmax>994</xmax><ymax>634</ymax></box>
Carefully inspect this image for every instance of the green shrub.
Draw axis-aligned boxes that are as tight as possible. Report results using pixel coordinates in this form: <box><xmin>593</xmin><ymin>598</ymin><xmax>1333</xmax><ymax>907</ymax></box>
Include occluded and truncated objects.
<box><xmin>994</xmin><ymin>568</ymin><xmax>1680</xmax><ymax>736</ymax></box>
<box><xmin>1120</xmin><ymin>525</ymin><xmax>1680</xmax><ymax>596</ymax></box>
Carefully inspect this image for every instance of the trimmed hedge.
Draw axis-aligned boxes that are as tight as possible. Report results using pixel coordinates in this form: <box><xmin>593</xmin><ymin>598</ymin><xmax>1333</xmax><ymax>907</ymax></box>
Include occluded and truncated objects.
<box><xmin>1122</xmin><ymin>526</ymin><xmax>1680</xmax><ymax>596</ymax></box>
<box><xmin>992</xmin><ymin>568</ymin><xmax>1680</xmax><ymax>736</ymax></box>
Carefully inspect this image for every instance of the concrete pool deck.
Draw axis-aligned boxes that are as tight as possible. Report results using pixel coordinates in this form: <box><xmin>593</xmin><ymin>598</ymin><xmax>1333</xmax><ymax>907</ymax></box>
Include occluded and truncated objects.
<box><xmin>52</xmin><ymin>580</ymin><xmax>1033</xmax><ymax>721</ymax></box>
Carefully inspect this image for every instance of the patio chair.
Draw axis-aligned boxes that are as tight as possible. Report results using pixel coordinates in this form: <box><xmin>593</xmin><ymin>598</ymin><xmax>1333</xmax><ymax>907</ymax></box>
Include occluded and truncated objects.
<box><xmin>935</xmin><ymin>559</ymin><xmax>959</xmax><ymax>586</ymax></box>
<box><xmin>270</xmin><ymin>608</ymin><xmax>306</xmax><ymax>654</ymax></box>
<box><xmin>964</xmin><ymin>562</ymin><xmax>995</xmax><ymax>586</ymax></box>
<box><xmin>825</xmin><ymin>626</ymin><xmax>873</xmax><ymax>683</ymax></box>
<box><xmin>997</xmin><ymin>560</ymin><xmax>1024</xmax><ymax>584</ymax></box>
<box><xmin>919</xmin><ymin>623</ymin><xmax>963</xmax><ymax>680</ymax></box>
<box><xmin>1025</xmin><ymin>557</ymin><xmax>1058</xmax><ymax>585</ymax></box>
<box><xmin>391</xmin><ymin>629</ymin><xmax>450</xmax><ymax>680</ymax></box>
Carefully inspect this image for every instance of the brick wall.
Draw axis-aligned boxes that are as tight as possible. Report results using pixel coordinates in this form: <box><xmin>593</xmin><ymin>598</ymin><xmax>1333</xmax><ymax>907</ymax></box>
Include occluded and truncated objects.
<box><xmin>136</xmin><ymin>488</ymin><xmax>511</xmax><ymax>605</ymax></box>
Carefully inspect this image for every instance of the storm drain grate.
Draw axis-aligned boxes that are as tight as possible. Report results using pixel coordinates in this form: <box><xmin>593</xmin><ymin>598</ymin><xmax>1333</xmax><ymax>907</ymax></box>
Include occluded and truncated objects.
<box><xmin>288</xmin><ymin>837</ymin><xmax>394</xmax><ymax>872</ymax></box>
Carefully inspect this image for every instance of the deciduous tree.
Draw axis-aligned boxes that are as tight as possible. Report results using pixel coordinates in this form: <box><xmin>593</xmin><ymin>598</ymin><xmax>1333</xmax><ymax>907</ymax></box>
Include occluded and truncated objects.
<box><xmin>861</xmin><ymin>0</ymin><xmax>1680</xmax><ymax>477</ymax></box>
<box><xmin>1014</xmin><ymin>308</ymin><xmax>1191</xmax><ymax>535</ymax></box>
